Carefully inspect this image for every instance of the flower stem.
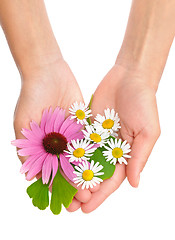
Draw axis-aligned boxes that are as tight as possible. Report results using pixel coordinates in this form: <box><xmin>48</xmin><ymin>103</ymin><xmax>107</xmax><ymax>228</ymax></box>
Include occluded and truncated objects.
<box><xmin>87</xmin><ymin>94</ymin><xmax>93</xmax><ymax>125</ymax></box>
<box><xmin>88</xmin><ymin>94</ymin><xmax>93</xmax><ymax>109</ymax></box>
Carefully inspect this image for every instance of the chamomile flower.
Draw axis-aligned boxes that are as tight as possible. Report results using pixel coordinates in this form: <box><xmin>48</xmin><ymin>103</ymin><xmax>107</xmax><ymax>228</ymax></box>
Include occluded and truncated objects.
<box><xmin>82</xmin><ymin>125</ymin><xmax>109</xmax><ymax>147</ymax></box>
<box><xmin>103</xmin><ymin>138</ymin><xmax>131</xmax><ymax>165</ymax></box>
<box><xmin>94</xmin><ymin>108</ymin><xmax>120</xmax><ymax>137</ymax></box>
<box><xmin>64</xmin><ymin>139</ymin><xmax>97</xmax><ymax>163</ymax></box>
<box><xmin>73</xmin><ymin>160</ymin><xmax>104</xmax><ymax>189</ymax></box>
<box><xmin>69</xmin><ymin>101</ymin><xmax>92</xmax><ymax>125</ymax></box>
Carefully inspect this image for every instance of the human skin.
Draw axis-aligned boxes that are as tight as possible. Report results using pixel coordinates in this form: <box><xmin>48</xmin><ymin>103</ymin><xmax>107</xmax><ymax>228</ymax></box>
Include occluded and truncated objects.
<box><xmin>81</xmin><ymin>0</ymin><xmax>175</xmax><ymax>213</ymax></box>
<box><xmin>1</xmin><ymin>0</ymin><xmax>175</xmax><ymax>214</ymax></box>
<box><xmin>0</xmin><ymin>0</ymin><xmax>99</xmax><ymax>212</ymax></box>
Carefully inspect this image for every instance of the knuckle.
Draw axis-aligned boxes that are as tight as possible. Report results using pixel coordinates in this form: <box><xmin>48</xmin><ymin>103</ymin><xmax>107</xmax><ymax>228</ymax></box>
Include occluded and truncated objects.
<box><xmin>156</xmin><ymin>126</ymin><xmax>161</xmax><ymax>138</ymax></box>
<box><xmin>148</xmin><ymin>126</ymin><xmax>161</xmax><ymax>140</ymax></box>
<box><xmin>142</xmin><ymin>124</ymin><xmax>161</xmax><ymax>141</ymax></box>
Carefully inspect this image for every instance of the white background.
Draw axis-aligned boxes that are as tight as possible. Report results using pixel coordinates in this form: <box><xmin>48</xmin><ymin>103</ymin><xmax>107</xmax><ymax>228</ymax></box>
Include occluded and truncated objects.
<box><xmin>0</xmin><ymin>0</ymin><xmax>175</xmax><ymax>239</ymax></box>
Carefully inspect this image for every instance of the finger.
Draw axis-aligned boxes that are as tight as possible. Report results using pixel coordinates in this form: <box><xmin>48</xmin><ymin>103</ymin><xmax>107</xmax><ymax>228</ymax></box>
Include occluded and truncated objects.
<box><xmin>74</xmin><ymin>187</ymin><xmax>91</xmax><ymax>203</ymax></box>
<box><xmin>28</xmin><ymin>169</ymin><xmax>92</xmax><ymax>204</ymax></box>
<box><xmin>59</xmin><ymin>166</ymin><xmax>92</xmax><ymax>203</ymax></box>
<box><xmin>89</xmin><ymin>183</ymin><xmax>100</xmax><ymax>193</ymax></box>
<box><xmin>126</xmin><ymin>127</ymin><xmax>160</xmax><ymax>187</ymax></box>
<box><xmin>66</xmin><ymin>198</ymin><xmax>81</xmax><ymax>212</ymax></box>
<box><xmin>81</xmin><ymin>163</ymin><xmax>126</xmax><ymax>213</ymax></box>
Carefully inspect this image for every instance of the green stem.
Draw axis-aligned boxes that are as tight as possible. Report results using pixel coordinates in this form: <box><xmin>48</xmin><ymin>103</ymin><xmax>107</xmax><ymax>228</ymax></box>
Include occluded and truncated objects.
<box><xmin>88</xmin><ymin>94</ymin><xmax>93</xmax><ymax>109</ymax></box>
<box><xmin>87</xmin><ymin>94</ymin><xmax>94</xmax><ymax>125</ymax></box>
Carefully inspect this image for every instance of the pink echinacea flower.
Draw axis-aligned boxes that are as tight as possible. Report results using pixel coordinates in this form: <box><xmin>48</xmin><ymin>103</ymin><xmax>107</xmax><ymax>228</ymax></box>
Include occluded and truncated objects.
<box><xmin>12</xmin><ymin>107</ymin><xmax>84</xmax><ymax>186</ymax></box>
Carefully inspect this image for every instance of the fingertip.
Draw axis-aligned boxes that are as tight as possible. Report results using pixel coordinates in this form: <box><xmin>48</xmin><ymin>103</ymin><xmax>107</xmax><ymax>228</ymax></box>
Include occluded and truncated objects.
<box><xmin>126</xmin><ymin>153</ymin><xmax>141</xmax><ymax>188</ymax></box>
<box><xmin>89</xmin><ymin>184</ymin><xmax>100</xmax><ymax>193</ymax></box>
<box><xmin>81</xmin><ymin>204</ymin><xmax>91</xmax><ymax>214</ymax></box>
<box><xmin>81</xmin><ymin>190</ymin><xmax>107</xmax><ymax>213</ymax></box>
<box><xmin>81</xmin><ymin>194</ymin><xmax>99</xmax><ymax>214</ymax></box>
<box><xmin>135</xmin><ymin>174</ymin><xmax>140</xmax><ymax>187</ymax></box>
<box><xmin>66</xmin><ymin>198</ymin><xmax>81</xmax><ymax>212</ymax></box>
<box><xmin>127</xmin><ymin>172</ymin><xmax>140</xmax><ymax>188</ymax></box>
<box><xmin>81</xmin><ymin>184</ymin><xmax>105</xmax><ymax>213</ymax></box>
<box><xmin>75</xmin><ymin>188</ymin><xmax>92</xmax><ymax>203</ymax></box>
<box><xmin>81</xmin><ymin>164</ymin><xmax>126</xmax><ymax>213</ymax></box>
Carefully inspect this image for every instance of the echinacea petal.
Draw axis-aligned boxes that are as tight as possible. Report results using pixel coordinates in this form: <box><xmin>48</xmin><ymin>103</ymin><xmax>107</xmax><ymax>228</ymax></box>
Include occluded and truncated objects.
<box><xmin>45</xmin><ymin>107</ymin><xmax>54</xmax><ymax>134</ymax></box>
<box><xmin>11</xmin><ymin>139</ymin><xmax>31</xmax><ymax>148</ymax></box>
<box><xmin>20</xmin><ymin>152</ymin><xmax>44</xmax><ymax>174</ymax></box>
<box><xmin>12</xmin><ymin>139</ymin><xmax>42</xmax><ymax>148</ymax></box>
<box><xmin>49</xmin><ymin>154</ymin><xmax>58</xmax><ymax>187</ymax></box>
<box><xmin>21</xmin><ymin>128</ymin><xmax>41</xmax><ymax>143</ymax></box>
<box><xmin>59</xmin><ymin>154</ymin><xmax>77</xmax><ymax>182</ymax></box>
<box><xmin>59</xmin><ymin>116</ymin><xmax>75</xmax><ymax>135</ymax></box>
<box><xmin>42</xmin><ymin>154</ymin><xmax>52</xmax><ymax>184</ymax></box>
<box><xmin>66</xmin><ymin>131</ymin><xmax>84</xmax><ymax>142</ymax></box>
<box><xmin>30</xmin><ymin>120</ymin><xmax>45</xmax><ymax>139</ymax></box>
<box><xmin>54</xmin><ymin>108</ymin><xmax>66</xmax><ymax>132</ymax></box>
<box><xmin>45</xmin><ymin>107</ymin><xmax>64</xmax><ymax>134</ymax></box>
<box><xmin>40</xmin><ymin>109</ymin><xmax>49</xmax><ymax>130</ymax></box>
<box><xmin>26</xmin><ymin>153</ymin><xmax>48</xmax><ymax>180</ymax></box>
<box><xmin>46</xmin><ymin>107</ymin><xmax>60</xmax><ymax>133</ymax></box>
<box><xmin>64</xmin><ymin>121</ymin><xmax>83</xmax><ymax>138</ymax></box>
<box><xmin>18</xmin><ymin>146</ymin><xmax>44</xmax><ymax>156</ymax></box>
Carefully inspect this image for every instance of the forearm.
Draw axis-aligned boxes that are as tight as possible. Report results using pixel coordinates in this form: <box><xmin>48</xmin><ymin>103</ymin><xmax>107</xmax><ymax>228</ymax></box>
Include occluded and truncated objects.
<box><xmin>0</xmin><ymin>0</ymin><xmax>62</xmax><ymax>77</ymax></box>
<box><xmin>116</xmin><ymin>0</ymin><xmax>175</xmax><ymax>91</ymax></box>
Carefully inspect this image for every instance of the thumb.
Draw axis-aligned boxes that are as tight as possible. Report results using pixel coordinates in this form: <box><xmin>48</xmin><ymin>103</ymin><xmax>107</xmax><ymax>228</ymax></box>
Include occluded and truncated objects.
<box><xmin>126</xmin><ymin>127</ymin><xmax>160</xmax><ymax>187</ymax></box>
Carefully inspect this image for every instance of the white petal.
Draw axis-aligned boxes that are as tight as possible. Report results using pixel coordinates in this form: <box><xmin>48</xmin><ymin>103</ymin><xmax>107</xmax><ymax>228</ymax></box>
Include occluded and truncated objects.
<box><xmin>74</xmin><ymin>166</ymin><xmax>83</xmax><ymax>172</ymax></box>
<box><xmin>94</xmin><ymin>172</ymin><xmax>104</xmax><ymax>176</ymax></box>
<box><xmin>110</xmin><ymin>109</ymin><xmax>115</xmax><ymax>119</ymax></box>
<box><xmin>90</xmin><ymin>160</ymin><xmax>94</xmax><ymax>170</ymax></box>
<box><xmin>123</xmin><ymin>154</ymin><xmax>131</xmax><ymax>158</ymax></box>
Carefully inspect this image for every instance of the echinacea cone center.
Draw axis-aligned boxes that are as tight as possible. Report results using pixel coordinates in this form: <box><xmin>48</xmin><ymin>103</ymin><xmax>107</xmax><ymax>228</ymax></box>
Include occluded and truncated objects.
<box><xmin>76</xmin><ymin>110</ymin><xmax>85</xmax><ymax>120</ymax></box>
<box><xmin>102</xmin><ymin>119</ymin><xmax>114</xmax><ymax>129</ymax></box>
<box><xmin>43</xmin><ymin>132</ymin><xmax>67</xmax><ymax>155</ymax></box>
<box><xmin>90</xmin><ymin>133</ymin><xmax>101</xmax><ymax>143</ymax></box>
<box><xmin>73</xmin><ymin>148</ymin><xmax>85</xmax><ymax>158</ymax></box>
<box><xmin>82</xmin><ymin>170</ymin><xmax>94</xmax><ymax>181</ymax></box>
<box><xmin>112</xmin><ymin>147</ymin><xmax>123</xmax><ymax>158</ymax></box>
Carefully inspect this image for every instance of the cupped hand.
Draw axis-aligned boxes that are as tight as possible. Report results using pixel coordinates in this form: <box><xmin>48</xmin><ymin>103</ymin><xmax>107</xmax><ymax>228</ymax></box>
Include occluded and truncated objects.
<box><xmin>13</xmin><ymin>57</ymin><xmax>99</xmax><ymax>212</ymax></box>
<box><xmin>81</xmin><ymin>64</ymin><xmax>161</xmax><ymax>213</ymax></box>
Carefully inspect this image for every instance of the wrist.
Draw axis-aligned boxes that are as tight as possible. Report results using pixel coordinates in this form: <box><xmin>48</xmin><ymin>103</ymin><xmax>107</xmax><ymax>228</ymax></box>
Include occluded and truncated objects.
<box><xmin>115</xmin><ymin>0</ymin><xmax>175</xmax><ymax>93</ymax></box>
<box><xmin>115</xmin><ymin>56</ymin><xmax>160</xmax><ymax>93</ymax></box>
<box><xmin>17</xmin><ymin>46</ymin><xmax>63</xmax><ymax>79</ymax></box>
<box><xmin>0</xmin><ymin>0</ymin><xmax>63</xmax><ymax>79</ymax></box>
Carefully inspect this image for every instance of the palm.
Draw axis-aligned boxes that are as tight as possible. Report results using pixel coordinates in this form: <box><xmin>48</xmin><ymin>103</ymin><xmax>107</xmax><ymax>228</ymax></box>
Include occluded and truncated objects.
<box><xmin>14</xmin><ymin>60</ymin><xmax>83</xmax><ymax>141</ymax></box>
<box><xmin>81</xmin><ymin>64</ymin><xmax>160</xmax><ymax>213</ymax></box>
<box><xmin>14</xmin><ymin>59</ymin><xmax>95</xmax><ymax>211</ymax></box>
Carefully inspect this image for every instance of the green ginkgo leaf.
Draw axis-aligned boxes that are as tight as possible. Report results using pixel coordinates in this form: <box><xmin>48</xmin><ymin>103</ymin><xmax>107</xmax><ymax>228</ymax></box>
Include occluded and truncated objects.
<box><xmin>27</xmin><ymin>178</ymin><xmax>49</xmax><ymax>210</ymax></box>
<box><xmin>50</xmin><ymin>168</ymin><xmax>78</xmax><ymax>215</ymax></box>
<box><xmin>90</xmin><ymin>147</ymin><xmax>116</xmax><ymax>180</ymax></box>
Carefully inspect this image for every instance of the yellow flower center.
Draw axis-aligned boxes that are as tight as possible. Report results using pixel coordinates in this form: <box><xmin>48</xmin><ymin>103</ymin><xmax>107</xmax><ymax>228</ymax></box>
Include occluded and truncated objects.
<box><xmin>82</xmin><ymin>170</ymin><xmax>94</xmax><ymax>181</ymax></box>
<box><xmin>90</xmin><ymin>133</ymin><xmax>102</xmax><ymax>143</ymax></box>
<box><xmin>112</xmin><ymin>147</ymin><xmax>123</xmax><ymax>158</ymax></box>
<box><xmin>75</xmin><ymin>110</ymin><xmax>85</xmax><ymax>120</ymax></box>
<box><xmin>102</xmin><ymin>119</ymin><xmax>114</xmax><ymax>129</ymax></box>
<box><xmin>73</xmin><ymin>148</ymin><xmax>85</xmax><ymax>158</ymax></box>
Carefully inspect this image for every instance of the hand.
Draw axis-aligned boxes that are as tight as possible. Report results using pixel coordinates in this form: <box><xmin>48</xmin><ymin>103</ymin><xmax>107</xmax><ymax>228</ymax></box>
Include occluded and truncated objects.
<box><xmin>13</xmin><ymin>57</ymin><xmax>99</xmax><ymax>212</ymax></box>
<box><xmin>81</xmin><ymin>64</ymin><xmax>161</xmax><ymax>213</ymax></box>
